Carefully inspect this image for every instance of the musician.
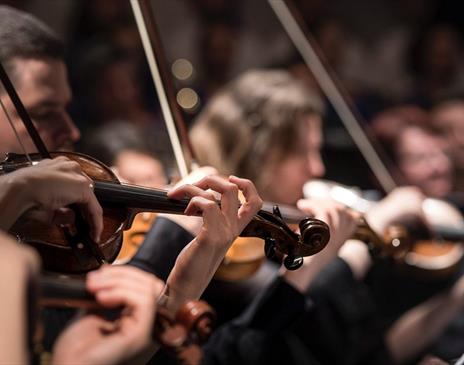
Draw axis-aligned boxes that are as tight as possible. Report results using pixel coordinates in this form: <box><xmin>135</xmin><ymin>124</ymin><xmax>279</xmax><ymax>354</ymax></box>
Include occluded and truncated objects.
<box><xmin>0</xmin><ymin>224</ymin><xmax>165</xmax><ymax>365</ymax></box>
<box><xmin>183</xmin><ymin>70</ymin><xmax>464</xmax><ymax>364</ymax></box>
<box><xmin>0</xmin><ymin>5</ymin><xmax>264</xmax><ymax>364</ymax></box>
<box><xmin>371</xmin><ymin>105</ymin><xmax>454</xmax><ymax>200</ymax></box>
<box><xmin>82</xmin><ymin>121</ymin><xmax>168</xmax><ymax>188</ymax></box>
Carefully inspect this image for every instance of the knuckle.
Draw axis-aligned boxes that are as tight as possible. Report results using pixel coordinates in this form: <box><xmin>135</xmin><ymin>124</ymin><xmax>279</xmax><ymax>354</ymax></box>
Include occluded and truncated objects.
<box><xmin>54</xmin><ymin>156</ymin><xmax>69</xmax><ymax>163</ymax></box>
<box><xmin>227</xmin><ymin>183</ymin><xmax>239</xmax><ymax>195</ymax></box>
<box><xmin>95</xmin><ymin>203</ymin><xmax>103</xmax><ymax>215</ymax></box>
<box><xmin>68</xmin><ymin>160</ymin><xmax>82</xmax><ymax>171</ymax></box>
<box><xmin>206</xmin><ymin>192</ymin><xmax>216</xmax><ymax>201</ymax></box>
<box><xmin>77</xmin><ymin>175</ymin><xmax>89</xmax><ymax>185</ymax></box>
<box><xmin>205</xmin><ymin>200</ymin><xmax>216</xmax><ymax>209</ymax></box>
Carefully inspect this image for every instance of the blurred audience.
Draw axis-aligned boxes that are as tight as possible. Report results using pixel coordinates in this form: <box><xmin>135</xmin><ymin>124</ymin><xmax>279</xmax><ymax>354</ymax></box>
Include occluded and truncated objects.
<box><xmin>431</xmin><ymin>99</ymin><xmax>464</xmax><ymax>190</ymax></box>
<box><xmin>371</xmin><ymin>105</ymin><xmax>455</xmax><ymax>199</ymax></box>
<box><xmin>82</xmin><ymin>121</ymin><xmax>168</xmax><ymax>187</ymax></box>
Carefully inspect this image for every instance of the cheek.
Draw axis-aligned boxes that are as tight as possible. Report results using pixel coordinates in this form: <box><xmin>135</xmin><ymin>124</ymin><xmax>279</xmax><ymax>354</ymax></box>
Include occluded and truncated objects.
<box><xmin>402</xmin><ymin>163</ymin><xmax>428</xmax><ymax>182</ymax></box>
<box><xmin>35</xmin><ymin>126</ymin><xmax>55</xmax><ymax>146</ymax></box>
<box><xmin>274</xmin><ymin>161</ymin><xmax>307</xmax><ymax>193</ymax></box>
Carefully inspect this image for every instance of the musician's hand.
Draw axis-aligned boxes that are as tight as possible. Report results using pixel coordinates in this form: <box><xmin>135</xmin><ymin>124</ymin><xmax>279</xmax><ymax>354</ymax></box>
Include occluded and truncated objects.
<box><xmin>164</xmin><ymin>175</ymin><xmax>262</xmax><ymax>313</ymax></box>
<box><xmin>283</xmin><ymin>198</ymin><xmax>360</xmax><ymax>292</ymax></box>
<box><xmin>51</xmin><ymin>265</ymin><xmax>163</xmax><ymax>365</ymax></box>
<box><xmin>366</xmin><ymin>187</ymin><xmax>426</xmax><ymax>234</ymax></box>
<box><xmin>0</xmin><ymin>157</ymin><xmax>103</xmax><ymax>241</ymax></box>
<box><xmin>298</xmin><ymin>198</ymin><xmax>360</xmax><ymax>252</ymax></box>
<box><xmin>0</xmin><ymin>231</ymin><xmax>40</xmax><ymax>364</ymax></box>
<box><xmin>159</xmin><ymin>166</ymin><xmax>219</xmax><ymax>236</ymax></box>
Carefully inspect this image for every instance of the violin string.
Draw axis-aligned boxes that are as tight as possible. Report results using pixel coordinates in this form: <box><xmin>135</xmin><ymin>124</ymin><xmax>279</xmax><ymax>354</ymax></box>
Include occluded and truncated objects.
<box><xmin>0</xmin><ymin>97</ymin><xmax>32</xmax><ymax>164</ymax></box>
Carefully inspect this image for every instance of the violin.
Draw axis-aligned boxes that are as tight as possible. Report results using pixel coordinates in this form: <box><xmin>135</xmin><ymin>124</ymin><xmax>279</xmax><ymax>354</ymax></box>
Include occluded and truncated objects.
<box><xmin>37</xmin><ymin>275</ymin><xmax>214</xmax><ymax>365</ymax></box>
<box><xmin>2</xmin><ymin>151</ymin><xmax>330</xmax><ymax>274</ymax></box>
<box><xmin>215</xmin><ymin>200</ymin><xmax>413</xmax><ymax>281</ymax></box>
<box><xmin>305</xmin><ymin>179</ymin><xmax>464</xmax><ymax>277</ymax></box>
<box><xmin>116</xmin><ymin>212</ymin><xmax>157</xmax><ymax>264</ymax></box>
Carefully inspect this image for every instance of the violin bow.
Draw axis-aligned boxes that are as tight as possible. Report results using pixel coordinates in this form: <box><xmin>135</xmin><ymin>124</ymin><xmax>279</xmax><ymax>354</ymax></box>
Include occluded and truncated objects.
<box><xmin>0</xmin><ymin>59</ymin><xmax>106</xmax><ymax>264</ymax></box>
<box><xmin>268</xmin><ymin>0</ymin><xmax>398</xmax><ymax>193</ymax></box>
<box><xmin>0</xmin><ymin>61</ymin><xmax>50</xmax><ymax>160</ymax></box>
<box><xmin>130</xmin><ymin>0</ymin><xmax>197</xmax><ymax>179</ymax></box>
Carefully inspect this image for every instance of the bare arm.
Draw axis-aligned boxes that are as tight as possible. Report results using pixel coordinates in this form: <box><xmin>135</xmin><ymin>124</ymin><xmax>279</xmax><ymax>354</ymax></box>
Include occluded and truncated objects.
<box><xmin>164</xmin><ymin>175</ymin><xmax>262</xmax><ymax>314</ymax></box>
<box><xmin>386</xmin><ymin>275</ymin><xmax>464</xmax><ymax>364</ymax></box>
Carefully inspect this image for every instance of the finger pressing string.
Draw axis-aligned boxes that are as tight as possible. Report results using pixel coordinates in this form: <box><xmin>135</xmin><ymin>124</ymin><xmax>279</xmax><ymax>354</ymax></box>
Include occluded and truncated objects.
<box><xmin>167</xmin><ymin>183</ymin><xmax>216</xmax><ymax>202</ymax></box>
<box><xmin>194</xmin><ymin>176</ymin><xmax>239</xmax><ymax>220</ymax></box>
<box><xmin>229</xmin><ymin>175</ymin><xmax>262</xmax><ymax>229</ymax></box>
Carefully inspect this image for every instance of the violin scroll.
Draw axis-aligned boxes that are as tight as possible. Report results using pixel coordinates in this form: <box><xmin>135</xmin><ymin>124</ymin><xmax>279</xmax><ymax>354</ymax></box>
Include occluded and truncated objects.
<box><xmin>156</xmin><ymin>301</ymin><xmax>215</xmax><ymax>365</ymax></box>
<box><xmin>242</xmin><ymin>209</ymin><xmax>330</xmax><ymax>270</ymax></box>
<box><xmin>175</xmin><ymin>300</ymin><xmax>216</xmax><ymax>343</ymax></box>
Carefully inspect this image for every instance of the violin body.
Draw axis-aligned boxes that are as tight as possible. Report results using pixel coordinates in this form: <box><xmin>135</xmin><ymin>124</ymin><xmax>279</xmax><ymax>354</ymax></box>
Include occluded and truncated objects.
<box><xmin>6</xmin><ymin>152</ymin><xmax>128</xmax><ymax>273</ymax></box>
<box><xmin>115</xmin><ymin>212</ymin><xmax>157</xmax><ymax>264</ymax></box>
<box><xmin>305</xmin><ymin>179</ymin><xmax>464</xmax><ymax>278</ymax></box>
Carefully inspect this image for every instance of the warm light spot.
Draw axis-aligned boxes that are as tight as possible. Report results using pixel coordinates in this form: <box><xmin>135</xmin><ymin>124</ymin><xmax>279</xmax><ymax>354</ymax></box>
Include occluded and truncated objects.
<box><xmin>177</xmin><ymin>87</ymin><xmax>199</xmax><ymax>112</ymax></box>
<box><xmin>171</xmin><ymin>58</ymin><xmax>193</xmax><ymax>80</ymax></box>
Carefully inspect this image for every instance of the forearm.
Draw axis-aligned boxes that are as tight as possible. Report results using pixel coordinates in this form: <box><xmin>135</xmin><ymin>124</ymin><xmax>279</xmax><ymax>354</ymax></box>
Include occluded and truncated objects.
<box><xmin>0</xmin><ymin>249</ymin><xmax>31</xmax><ymax>364</ymax></box>
<box><xmin>165</xmin><ymin>239</ymin><xmax>228</xmax><ymax>314</ymax></box>
<box><xmin>128</xmin><ymin>217</ymin><xmax>195</xmax><ymax>279</ymax></box>
<box><xmin>281</xmin><ymin>255</ymin><xmax>327</xmax><ymax>293</ymax></box>
<box><xmin>282</xmin><ymin>239</ymin><xmax>372</xmax><ymax>293</ymax></box>
<box><xmin>386</xmin><ymin>280</ymin><xmax>464</xmax><ymax>364</ymax></box>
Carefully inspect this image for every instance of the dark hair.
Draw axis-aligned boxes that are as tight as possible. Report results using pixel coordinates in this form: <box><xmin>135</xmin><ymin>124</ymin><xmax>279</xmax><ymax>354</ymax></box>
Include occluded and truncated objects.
<box><xmin>0</xmin><ymin>6</ymin><xmax>64</xmax><ymax>76</ymax></box>
<box><xmin>81</xmin><ymin>120</ymin><xmax>157</xmax><ymax>166</ymax></box>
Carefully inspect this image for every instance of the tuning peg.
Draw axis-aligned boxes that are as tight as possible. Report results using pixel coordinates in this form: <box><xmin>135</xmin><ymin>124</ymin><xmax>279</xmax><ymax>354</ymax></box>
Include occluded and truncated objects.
<box><xmin>273</xmin><ymin>205</ymin><xmax>283</xmax><ymax>219</ymax></box>
<box><xmin>284</xmin><ymin>255</ymin><xmax>304</xmax><ymax>270</ymax></box>
<box><xmin>264</xmin><ymin>237</ymin><xmax>277</xmax><ymax>260</ymax></box>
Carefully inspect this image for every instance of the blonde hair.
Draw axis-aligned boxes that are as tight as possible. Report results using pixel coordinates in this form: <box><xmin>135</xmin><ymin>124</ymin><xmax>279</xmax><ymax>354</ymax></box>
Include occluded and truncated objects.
<box><xmin>191</xmin><ymin>69</ymin><xmax>323</xmax><ymax>193</ymax></box>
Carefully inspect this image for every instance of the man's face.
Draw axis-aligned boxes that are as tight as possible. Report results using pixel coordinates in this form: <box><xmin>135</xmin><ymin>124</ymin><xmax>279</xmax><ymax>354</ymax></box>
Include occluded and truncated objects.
<box><xmin>0</xmin><ymin>57</ymin><xmax>80</xmax><ymax>157</ymax></box>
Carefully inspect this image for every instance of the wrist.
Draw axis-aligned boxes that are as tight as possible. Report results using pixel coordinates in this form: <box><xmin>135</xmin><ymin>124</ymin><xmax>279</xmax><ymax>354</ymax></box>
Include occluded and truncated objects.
<box><xmin>0</xmin><ymin>173</ymin><xmax>33</xmax><ymax>230</ymax></box>
<box><xmin>161</xmin><ymin>284</ymin><xmax>190</xmax><ymax>316</ymax></box>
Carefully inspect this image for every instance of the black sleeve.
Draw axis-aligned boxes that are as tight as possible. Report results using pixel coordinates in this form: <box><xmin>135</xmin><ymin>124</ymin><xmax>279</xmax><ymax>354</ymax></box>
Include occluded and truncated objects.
<box><xmin>201</xmin><ymin>276</ymin><xmax>319</xmax><ymax>365</ymax></box>
<box><xmin>294</xmin><ymin>257</ymin><xmax>394</xmax><ymax>365</ymax></box>
<box><xmin>128</xmin><ymin>217</ymin><xmax>194</xmax><ymax>280</ymax></box>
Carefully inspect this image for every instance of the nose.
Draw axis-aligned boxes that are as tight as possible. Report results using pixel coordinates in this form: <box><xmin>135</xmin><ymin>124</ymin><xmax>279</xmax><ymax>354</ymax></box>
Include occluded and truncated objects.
<box><xmin>62</xmin><ymin>112</ymin><xmax>81</xmax><ymax>143</ymax></box>
<box><xmin>308</xmin><ymin>152</ymin><xmax>325</xmax><ymax>178</ymax></box>
<box><xmin>432</xmin><ymin>151</ymin><xmax>452</xmax><ymax>175</ymax></box>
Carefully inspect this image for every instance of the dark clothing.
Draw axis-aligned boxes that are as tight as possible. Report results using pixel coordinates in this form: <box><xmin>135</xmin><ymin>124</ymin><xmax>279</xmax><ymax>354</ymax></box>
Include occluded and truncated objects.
<box><xmin>129</xmin><ymin>217</ymin><xmax>195</xmax><ymax>279</ymax></box>
<box><xmin>299</xmin><ymin>258</ymin><xmax>392</xmax><ymax>365</ymax></box>
<box><xmin>134</xmin><ymin>218</ymin><xmax>392</xmax><ymax>365</ymax></box>
<box><xmin>202</xmin><ymin>276</ymin><xmax>316</xmax><ymax>365</ymax></box>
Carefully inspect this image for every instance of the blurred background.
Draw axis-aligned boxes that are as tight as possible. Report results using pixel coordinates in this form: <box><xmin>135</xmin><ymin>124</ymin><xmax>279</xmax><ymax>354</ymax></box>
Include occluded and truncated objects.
<box><xmin>4</xmin><ymin>0</ymin><xmax>464</xmax><ymax>193</ymax></box>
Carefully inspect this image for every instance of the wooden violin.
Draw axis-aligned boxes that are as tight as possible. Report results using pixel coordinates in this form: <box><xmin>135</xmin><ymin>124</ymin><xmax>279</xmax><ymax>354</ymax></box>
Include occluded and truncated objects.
<box><xmin>1</xmin><ymin>151</ymin><xmax>330</xmax><ymax>274</ymax></box>
<box><xmin>305</xmin><ymin>179</ymin><xmax>464</xmax><ymax>277</ymax></box>
<box><xmin>215</xmin><ymin>200</ymin><xmax>413</xmax><ymax>281</ymax></box>
<box><xmin>37</xmin><ymin>275</ymin><xmax>214</xmax><ymax>365</ymax></box>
